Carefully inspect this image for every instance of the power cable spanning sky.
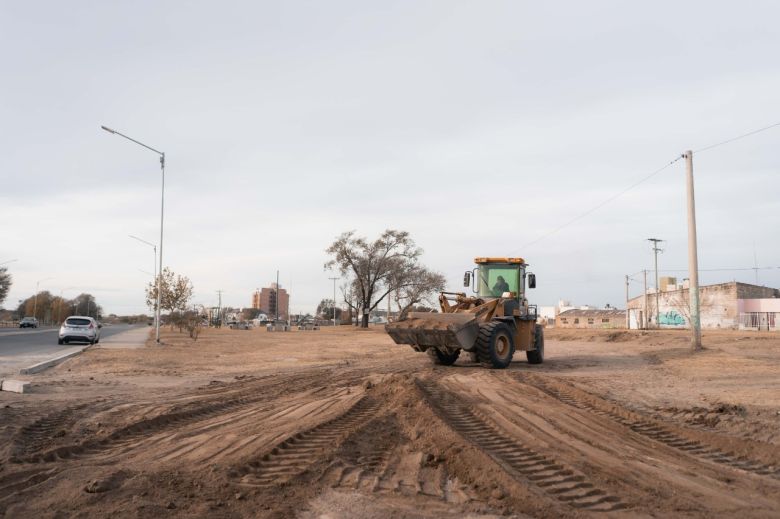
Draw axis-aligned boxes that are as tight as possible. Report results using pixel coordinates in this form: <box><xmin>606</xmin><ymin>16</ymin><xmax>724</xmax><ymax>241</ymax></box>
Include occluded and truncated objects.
<box><xmin>1</xmin><ymin>1</ymin><xmax>779</xmax><ymax>314</ymax></box>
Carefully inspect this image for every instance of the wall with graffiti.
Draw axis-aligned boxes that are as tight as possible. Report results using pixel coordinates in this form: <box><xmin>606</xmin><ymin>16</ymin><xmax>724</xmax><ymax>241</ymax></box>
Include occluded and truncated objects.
<box><xmin>658</xmin><ymin>310</ymin><xmax>686</xmax><ymax>327</ymax></box>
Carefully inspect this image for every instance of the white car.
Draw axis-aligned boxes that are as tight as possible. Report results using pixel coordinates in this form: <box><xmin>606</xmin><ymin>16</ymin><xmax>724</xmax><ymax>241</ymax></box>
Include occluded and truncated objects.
<box><xmin>58</xmin><ymin>316</ymin><xmax>102</xmax><ymax>345</ymax></box>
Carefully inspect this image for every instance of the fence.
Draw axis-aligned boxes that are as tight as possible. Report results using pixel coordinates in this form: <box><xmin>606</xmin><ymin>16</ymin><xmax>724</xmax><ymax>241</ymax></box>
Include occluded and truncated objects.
<box><xmin>739</xmin><ymin>312</ymin><xmax>778</xmax><ymax>331</ymax></box>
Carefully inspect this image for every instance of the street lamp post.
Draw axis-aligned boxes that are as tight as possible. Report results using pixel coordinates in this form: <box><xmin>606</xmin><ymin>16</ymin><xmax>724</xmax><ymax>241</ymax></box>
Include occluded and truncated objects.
<box><xmin>328</xmin><ymin>276</ymin><xmax>339</xmax><ymax>326</ymax></box>
<box><xmin>32</xmin><ymin>277</ymin><xmax>53</xmax><ymax>322</ymax></box>
<box><xmin>129</xmin><ymin>235</ymin><xmax>158</xmax><ymax>330</ymax></box>
<box><xmin>102</xmin><ymin>125</ymin><xmax>165</xmax><ymax>343</ymax></box>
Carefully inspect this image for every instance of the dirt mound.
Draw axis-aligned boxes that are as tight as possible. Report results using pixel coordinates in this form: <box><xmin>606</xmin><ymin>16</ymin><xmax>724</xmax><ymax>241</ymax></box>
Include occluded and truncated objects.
<box><xmin>1</xmin><ymin>327</ymin><xmax>780</xmax><ymax>517</ymax></box>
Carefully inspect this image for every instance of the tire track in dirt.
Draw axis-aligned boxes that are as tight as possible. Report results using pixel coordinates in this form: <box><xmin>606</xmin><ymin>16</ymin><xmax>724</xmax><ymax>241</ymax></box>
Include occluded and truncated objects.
<box><xmin>0</xmin><ymin>371</ymin><xmax>362</xmax><ymax>507</ymax></box>
<box><xmin>523</xmin><ymin>374</ymin><xmax>780</xmax><ymax>480</ymax></box>
<box><xmin>319</xmin><ymin>415</ymin><xmax>401</xmax><ymax>493</ymax></box>
<box><xmin>233</xmin><ymin>396</ymin><xmax>380</xmax><ymax>487</ymax></box>
<box><xmin>12</xmin><ymin>371</ymin><xmax>337</xmax><ymax>465</ymax></box>
<box><xmin>416</xmin><ymin>378</ymin><xmax>627</xmax><ymax>512</ymax></box>
<box><xmin>0</xmin><ymin>468</ymin><xmax>59</xmax><ymax>506</ymax></box>
<box><xmin>10</xmin><ymin>402</ymin><xmax>114</xmax><ymax>458</ymax></box>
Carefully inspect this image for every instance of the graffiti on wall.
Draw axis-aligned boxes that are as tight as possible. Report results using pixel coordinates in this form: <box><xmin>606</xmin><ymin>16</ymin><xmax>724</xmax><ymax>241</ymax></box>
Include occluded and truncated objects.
<box><xmin>659</xmin><ymin>310</ymin><xmax>686</xmax><ymax>326</ymax></box>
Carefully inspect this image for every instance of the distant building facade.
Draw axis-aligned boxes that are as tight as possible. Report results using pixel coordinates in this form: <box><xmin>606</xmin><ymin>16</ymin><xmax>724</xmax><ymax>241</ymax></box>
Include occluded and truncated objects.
<box><xmin>627</xmin><ymin>281</ymin><xmax>779</xmax><ymax>330</ymax></box>
<box><xmin>251</xmin><ymin>283</ymin><xmax>289</xmax><ymax>320</ymax></box>
<box><xmin>556</xmin><ymin>309</ymin><xmax>626</xmax><ymax>329</ymax></box>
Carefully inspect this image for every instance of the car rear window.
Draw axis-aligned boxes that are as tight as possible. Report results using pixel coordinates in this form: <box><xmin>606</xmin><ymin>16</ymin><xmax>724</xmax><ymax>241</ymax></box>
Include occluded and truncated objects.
<box><xmin>66</xmin><ymin>318</ymin><xmax>91</xmax><ymax>326</ymax></box>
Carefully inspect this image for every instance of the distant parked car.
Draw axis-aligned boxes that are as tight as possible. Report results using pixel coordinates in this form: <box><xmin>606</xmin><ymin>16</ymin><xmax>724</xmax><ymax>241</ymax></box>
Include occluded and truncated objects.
<box><xmin>19</xmin><ymin>317</ymin><xmax>38</xmax><ymax>328</ymax></box>
<box><xmin>58</xmin><ymin>316</ymin><xmax>102</xmax><ymax>345</ymax></box>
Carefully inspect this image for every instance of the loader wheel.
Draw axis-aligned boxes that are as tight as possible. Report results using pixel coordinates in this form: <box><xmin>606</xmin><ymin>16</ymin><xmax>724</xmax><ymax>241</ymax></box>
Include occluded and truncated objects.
<box><xmin>475</xmin><ymin>322</ymin><xmax>515</xmax><ymax>369</ymax></box>
<box><xmin>527</xmin><ymin>326</ymin><xmax>544</xmax><ymax>365</ymax></box>
<box><xmin>427</xmin><ymin>348</ymin><xmax>460</xmax><ymax>366</ymax></box>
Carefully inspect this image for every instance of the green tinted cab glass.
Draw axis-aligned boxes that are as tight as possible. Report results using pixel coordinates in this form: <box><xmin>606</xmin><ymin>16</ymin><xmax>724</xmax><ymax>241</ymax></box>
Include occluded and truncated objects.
<box><xmin>477</xmin><ymin>265</ymin><xmax>521</xmax><ymax>298</ymax></box>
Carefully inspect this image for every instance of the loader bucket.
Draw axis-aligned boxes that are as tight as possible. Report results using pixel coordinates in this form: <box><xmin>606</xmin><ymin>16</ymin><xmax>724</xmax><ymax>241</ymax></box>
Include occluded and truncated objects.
<box><xmin>385</xmin><ymin>312</ymin><xmax>479</xmax><ymax>351</ymax></box>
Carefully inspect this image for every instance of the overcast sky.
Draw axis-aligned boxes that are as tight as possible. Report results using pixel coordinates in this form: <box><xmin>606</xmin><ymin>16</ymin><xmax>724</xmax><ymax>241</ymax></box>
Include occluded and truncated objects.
<box><xmin>2</xmin><ymin>1</ymin><xmax>779</xmax><ymax>315</ymax></box>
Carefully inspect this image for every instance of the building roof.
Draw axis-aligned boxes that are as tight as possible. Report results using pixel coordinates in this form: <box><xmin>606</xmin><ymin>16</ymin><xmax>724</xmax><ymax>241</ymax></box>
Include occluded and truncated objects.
<box><xmin>558</xmin><ymin>309</ymin><xmax>625</xmax><ymax>318</ymax></box>
<box><xmin>627</xmin><ymin>281</ymin><xmax>779</xmax><ymax>304</ymax></box>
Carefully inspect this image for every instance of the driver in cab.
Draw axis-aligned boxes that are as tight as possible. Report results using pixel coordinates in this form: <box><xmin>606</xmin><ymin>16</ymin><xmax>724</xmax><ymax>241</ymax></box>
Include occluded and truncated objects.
<box><xmin>492</xmin><ymin>276</ymin><xmax>510</xmax><ymax>296</ymax></box>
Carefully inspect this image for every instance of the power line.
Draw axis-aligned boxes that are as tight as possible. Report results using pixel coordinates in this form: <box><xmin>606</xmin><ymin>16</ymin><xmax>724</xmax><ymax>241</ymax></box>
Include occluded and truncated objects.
<box><xmin>516</xmin><ymin>156</ymin><xmax>683</xmax><ymax>251</ymax></box>
<box><xmin>656</xmin><ymin>266</ymin><xmax>780</xmax><ymax>273</ymax></box>
<box><xmin>513</xmin><ymin>120</ymin><xmax>780</xmax><ymax>253</ymax></box>
<box><xmin>694</xmin><ymin>121</ymin><xmax>780</xmax><ymax>154</ymax></box>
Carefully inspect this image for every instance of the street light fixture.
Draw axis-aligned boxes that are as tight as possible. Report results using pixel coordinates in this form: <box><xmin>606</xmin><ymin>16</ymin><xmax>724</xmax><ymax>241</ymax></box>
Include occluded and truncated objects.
<box><xmin>102</xmin><ymin>125</ymin><xmax>165</xmax><ymax>343</ymax></box>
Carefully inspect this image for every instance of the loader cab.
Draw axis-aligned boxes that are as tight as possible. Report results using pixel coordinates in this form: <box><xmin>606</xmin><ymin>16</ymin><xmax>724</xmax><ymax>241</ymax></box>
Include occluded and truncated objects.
<box><xmin>472</xmin><ymin>257</ymin><xmax>527</xmax><ymax>300</ymax></box>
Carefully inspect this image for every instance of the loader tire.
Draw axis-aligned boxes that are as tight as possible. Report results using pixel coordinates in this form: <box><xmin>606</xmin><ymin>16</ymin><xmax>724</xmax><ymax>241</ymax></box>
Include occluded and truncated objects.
<box><xmin>427</xmin><ymin>348</ymin><xmax>460</xmax><ymax>366</ymax></box>
<box><xmin>475</xmin><ymin>322</ymin><xmax>515</xmax><ymax>369</ymax></box>
<box><xmin>527</xmin><ymin>325</ymin><xmax>544</xmax><ymax>365</ymax></box>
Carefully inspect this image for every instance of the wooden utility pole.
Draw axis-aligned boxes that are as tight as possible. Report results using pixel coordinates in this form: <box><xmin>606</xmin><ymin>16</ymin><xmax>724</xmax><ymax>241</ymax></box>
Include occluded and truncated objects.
<box><xmin>684</xmin><ymin>150</ymin><xmax>703</xmax><ymax>350</ymax></box>
<box><xmin>625</xmin><ymin>275</ymin><xmax>630</xmax><ymax>329</ymax></box>
<box><xmin>216</xmin><ymin>290</ymin><xmax>223</xmax><ymax>328</ymax></box>
<box><xmin>647</xmin><ymin>238</ymin><xmax>664</xmax><ymax>328</ymax></box>
<box><xmin>643</xmin><ymin>270</ymin><xmax>648</xmax><ymax>329</ymax></box>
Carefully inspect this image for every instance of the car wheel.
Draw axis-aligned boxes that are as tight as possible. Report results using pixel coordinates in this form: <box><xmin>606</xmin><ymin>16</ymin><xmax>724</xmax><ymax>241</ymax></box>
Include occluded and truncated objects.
<box><xmin>58</xmin><ymin>338</ymin><xmax>64</xmax><ymax>345</ymax></box>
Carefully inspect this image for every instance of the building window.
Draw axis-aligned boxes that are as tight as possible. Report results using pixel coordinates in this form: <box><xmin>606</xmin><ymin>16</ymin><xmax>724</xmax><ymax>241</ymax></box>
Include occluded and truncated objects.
<box><xmin>587</xmin><ymin>318</ymin><xmax>594</xmax><ymax>324</ymax></box>
<box><xmin>602</xmin><ymin>318</ymin><xmax>609</xmax><ymax>323</ymax></box>
<box><xmin>574</xmin><ymin>318</ymin><xmax>579</xmax><ymax>324</ymax></box>
<box><xmin>561</xmin><ymin>318</ymin><xmax>567</xmax><ymax>323</ymax></box>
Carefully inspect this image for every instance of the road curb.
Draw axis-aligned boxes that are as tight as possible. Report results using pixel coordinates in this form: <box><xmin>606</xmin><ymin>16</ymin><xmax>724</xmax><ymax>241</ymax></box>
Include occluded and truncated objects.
<box><xmin>1</xmin><ymin>379</ymin><xmax>31</xmax><ymax>393</ymax></box>
<box><xmin>18</xmin><ymin>346</ymin><xmax>89</xmax><ymax>375</ymax></box>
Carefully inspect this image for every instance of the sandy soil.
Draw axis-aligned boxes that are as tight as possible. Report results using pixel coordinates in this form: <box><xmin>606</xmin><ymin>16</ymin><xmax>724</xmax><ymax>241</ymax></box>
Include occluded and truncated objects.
<box><xmin>1</xmin><ymin>325</ymin><xmax>779</xmax><ymax>518</ymax></box>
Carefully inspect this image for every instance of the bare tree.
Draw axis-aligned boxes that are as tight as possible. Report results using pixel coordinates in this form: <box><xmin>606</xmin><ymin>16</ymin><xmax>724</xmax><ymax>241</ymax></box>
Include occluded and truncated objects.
<box><xmin>393</xmin><ymin>268</ymin><xmax>446</xmax><ymax>320</ymax></box>
<box><xmin>340</xmin><ymin>281</ymin><xmax>360</xmax><ymax>325</ymax></box>
<box><xmin>325</xmin><ymin>230</ymin><xmax>426</xmax><ymax>327</ymax></box>
<box><xmin>666</xmin><ymin>291</ymin><xmax>691</xmax><ymax>327</ymax></box>
<box><xmin>0</xmin><ymin>267</ymin><xmax>11</xmax><ymax>307</ymax></box>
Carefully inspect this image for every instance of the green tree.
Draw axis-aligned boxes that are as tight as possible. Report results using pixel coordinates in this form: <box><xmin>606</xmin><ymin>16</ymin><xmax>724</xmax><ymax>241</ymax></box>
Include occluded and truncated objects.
<box><xmin>145</xmin><ymin>267</ymin><xmax>194</xmax><ymax>319</ymax></box>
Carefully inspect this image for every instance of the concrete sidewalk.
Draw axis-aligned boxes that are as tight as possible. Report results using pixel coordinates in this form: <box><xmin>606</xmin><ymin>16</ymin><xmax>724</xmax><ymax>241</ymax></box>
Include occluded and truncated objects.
<box><xmin>0</xmin><ymin>345</ymin><xmax>85</xmax><ymax>379</ymax></box>
<box><xmin>98</xmin><ymin>326</ymin><xmax>150</xmax><ymax>349</ymax></box>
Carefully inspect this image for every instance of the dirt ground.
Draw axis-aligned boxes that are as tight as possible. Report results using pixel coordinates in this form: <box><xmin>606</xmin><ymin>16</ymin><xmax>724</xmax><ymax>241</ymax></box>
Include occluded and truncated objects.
<box><xmin>1</xmin><ymin>325</ymin><xmax>779</xmax><ymax>518</ymax></box>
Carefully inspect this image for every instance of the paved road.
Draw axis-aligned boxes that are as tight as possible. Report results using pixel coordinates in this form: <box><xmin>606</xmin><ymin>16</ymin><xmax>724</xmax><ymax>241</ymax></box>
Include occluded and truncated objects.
<box><xmin>0</xmin><ymin>324</ymin><xmax>146</xmax><ymax>378</ymax></box>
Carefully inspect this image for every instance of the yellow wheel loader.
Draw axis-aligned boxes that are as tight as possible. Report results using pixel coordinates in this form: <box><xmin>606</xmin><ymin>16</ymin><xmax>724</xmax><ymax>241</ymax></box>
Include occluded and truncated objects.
<box><xmin>386</xmin><ymin>257</ymin><xmax>543</xmax><ymax>369</ymax></box>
